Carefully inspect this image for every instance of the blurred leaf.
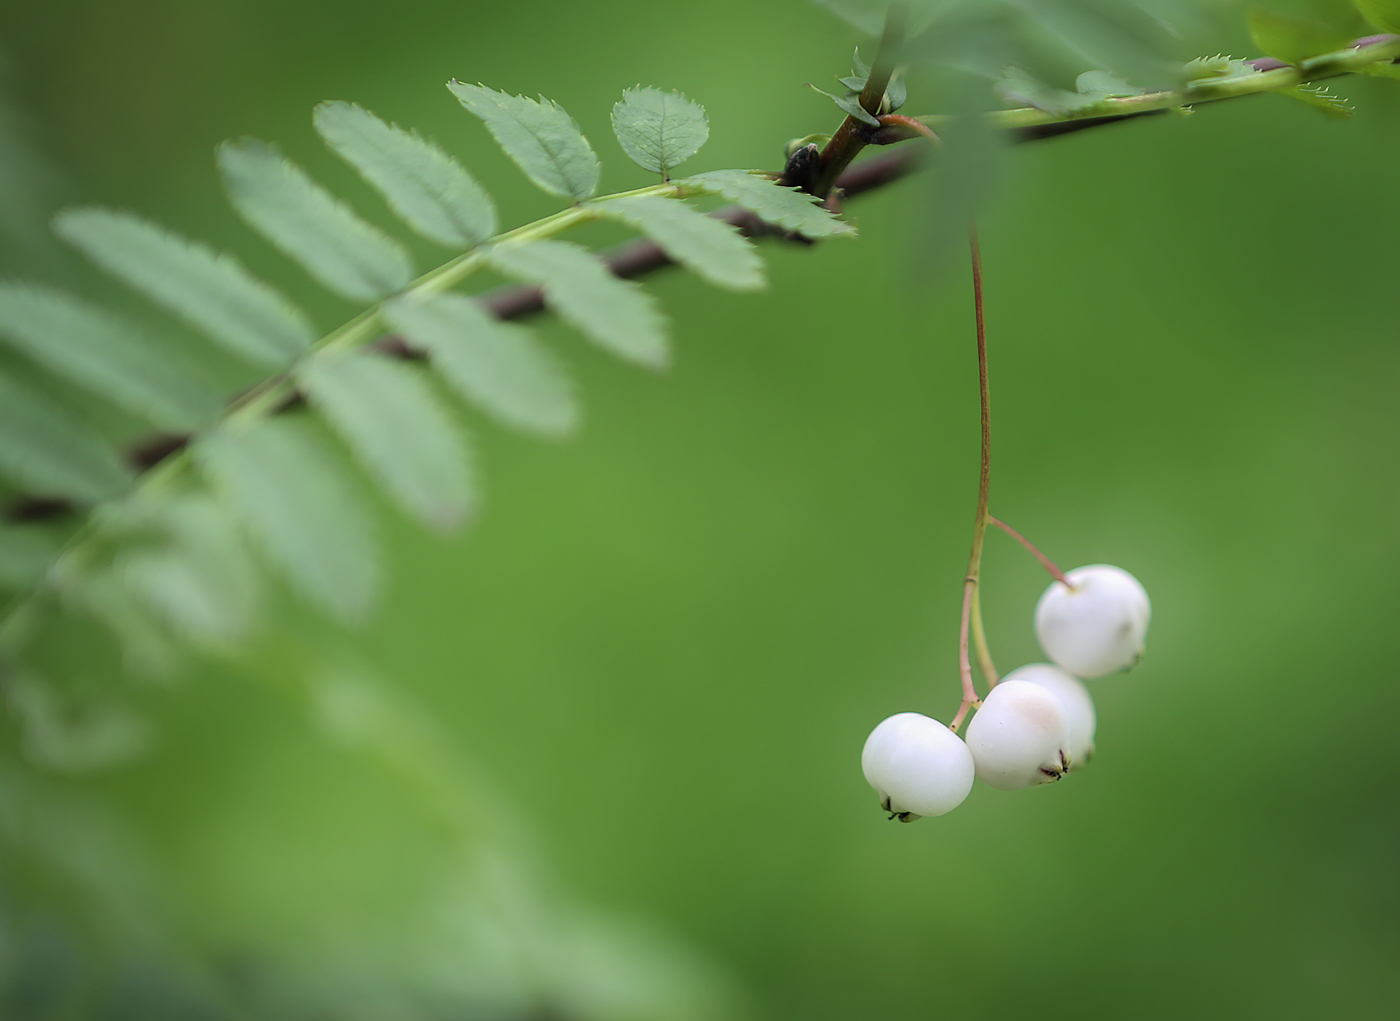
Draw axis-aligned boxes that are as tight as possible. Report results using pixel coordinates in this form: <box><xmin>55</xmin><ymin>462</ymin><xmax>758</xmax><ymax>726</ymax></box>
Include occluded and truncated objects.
<box><xmin>810</xmin><ymin>0</ymin><xmax>888</xmax><ymax>34</ymax></box>
<box><xmin>1011</xmin><ymin>0</ymin><xmax>1170</xmax><ymax>83</ymax></box>
<box><xmin>218</xmin><ymin>138</ymin><xmax>414</xmax><ymax>303</ymax></box>
<box><xmin>0</xmin><ymin>283</ymin><xmax>222</xmax><ymax>430</ymax></box>
<box><xmin>1249</xmin><ymin>7</ymin><xmax>1352</xmax><ymax>64</ymax></box>
<box><xmin>313</xmin><ymin>101</ymin><xmax>499</xmax><ymax>249</ymax></box>
<box><xmin>0</xmin><ymin>374</ymin><xmax>130</xmax><ymax>500</ymax></box>
<box><xmin>195</xmin><ymin>416</ymin><xmax>379</xmax><ymax>623</ymax></box>
<box><xmin>3</xmin><ymin>671</ymin><xmax>147</xmax><ymax>772</ymax></box>
<box><xmin>1356</xmin><ymin>0</ymin><xmax>1400</xmax><ymax>32</ymax></box>
<box><xmin>383</xmin><ymin>292</ymin><xmax>579</xmax><ymax>439</ymax></box>
<box><xmin>594</xmin><ymin>195</ymin><xmax>765</xmax><ymax>293</ymax></box>
<box><xmin>996</xmin><ymin>67</ymin><xmax>1100</xmax><ymax>114</ymax></box>
<box><xmin>115</xmin><ymin>493</ymin><xmax>263</xmax><ymax>647</ymax></box>
<box><xmin>299</xmin><ymin>351</ymin><xmax>475</xmax><ymax>533</ymax></box>
<box><xmin>1276</xmin><ymin>82</ymin><xmax>1354</xmax><ymax>115</ymax></box>
<box><xmin>683</xmin><ymin>170</ymin><xmax>854</xmax><ymax>239</ymax></box>
<box><xmin>57</xmin><ymin>566</ymin><xmax>184</xmax><ymax>677</ymax></box>
<box><xmin>53</xmin><ymin>208</ymin><xmax>315</xmax><ymax>368</ymax></box>
<box><xmin>485</xmin><ymin>240</ymin><xmax>669</xmax><ymax>369</ymax></box>
<box><xmin>448</xmin><ymin>82</ymin><xmax>599</xmax><ymax>202</ymax></box>
<box><xmin>610</xmin><ymin>89</ymin><xmax>709</xmax><ymax>178</ymax></box>
<box><xmin>1075</xmin><ymin>69</ymin><xmax>1145</xmax><ymax>95</ymax></box>
<box><xmin>0</xmin><ymin>524</ymin><xmax>58</xmax><ymax>589</ymax></box>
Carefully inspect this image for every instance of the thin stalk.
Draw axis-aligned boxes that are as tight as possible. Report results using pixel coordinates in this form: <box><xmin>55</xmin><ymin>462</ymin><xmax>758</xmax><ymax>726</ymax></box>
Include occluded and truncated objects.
<box><xmin>970</xmin><ymin>587</ymin><xmax>998</xmax><ymax>686</ymax></box>
<box><xmin>988</xmin><ymin>516</ymin><xmax>1073</xmax><ymax>588</ymax></box>
<box><xmin>950</xmin><ymin>225</ymin><xmax>991</xmax><ymax>733</ymax></box>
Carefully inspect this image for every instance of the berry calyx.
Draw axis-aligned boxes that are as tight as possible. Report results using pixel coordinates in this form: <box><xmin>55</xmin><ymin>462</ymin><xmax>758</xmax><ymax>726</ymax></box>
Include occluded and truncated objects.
<box><xmin>861</xmin><ymin>712</ymin><xmax>976</xmax><ymax>821</ymax></box>
<box><xmin>1003</xmin><ymin>663</ymin><xmax>1096</xmax><ymax>770</ymax></box>
<box><xmin>1034</xmin><ymin>564</ymin><xmax>1151</xmax><ymax>678</ymax></box>
<box><xmin>964</xmin><ymin>680</ymin><xmax>1071</xmax><ymax>790</ymax></box>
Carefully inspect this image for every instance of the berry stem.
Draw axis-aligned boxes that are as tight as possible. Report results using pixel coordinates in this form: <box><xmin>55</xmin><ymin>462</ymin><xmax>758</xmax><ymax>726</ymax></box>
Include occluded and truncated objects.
<box><xmin>971</xmin><ymin>587</ymin><xmax>999</xmax><ymax>686</ymax></box>
<box><xmin>988</xmin><ymin>516</ymin><xmax>1074</xmax><ymax>588</ymax></box>
<box><xmin>952</xmin><ymin>225</ymin><xmax>992</xmax><ymax>733</ymax></box>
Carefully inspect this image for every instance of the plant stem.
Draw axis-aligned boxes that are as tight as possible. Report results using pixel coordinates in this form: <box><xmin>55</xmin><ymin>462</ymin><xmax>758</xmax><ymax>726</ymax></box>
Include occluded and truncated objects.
<box><xmin>988</xmin><ymin>516</ymin><xmax>1073</xmax><ymax>588</ymax></box>
<box><xmin>810</xmin><ymin>2</ymin><xmax>907</xmax><ymax>198</ymax></box>
<box><xmin>950</xmin><ymin>225</ymin><xmax>991</xmax><ymax>733</ymax></box>
<box><xmin>970</xmin><ymin>587</ymin><xmax>998</xmax><ymax>686</ymax></box>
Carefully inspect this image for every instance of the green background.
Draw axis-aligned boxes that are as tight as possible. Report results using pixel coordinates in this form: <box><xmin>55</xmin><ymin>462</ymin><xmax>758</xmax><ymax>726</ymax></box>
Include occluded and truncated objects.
<box><xmin>1</xmin><ymin>0</ymin><xmax>1398</xmax><ymax>1017</ymax></box>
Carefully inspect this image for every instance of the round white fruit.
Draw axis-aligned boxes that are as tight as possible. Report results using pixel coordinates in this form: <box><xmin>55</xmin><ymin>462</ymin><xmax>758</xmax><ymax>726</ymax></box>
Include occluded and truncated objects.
<box><xmin>1034</xmin><ymin>564</ymin><xmax>1150</xmax><ymax>678</ymax></box>
<box><xmin>1003</xmin><ymin>663</ymin><xmax>1096</xmax><ymax>769</ymax></box>
<box><xmin>964</xmin><ymin>680</ymin><xmax>1071</xmax><ymax>791</ymax></box>
<box><xmin>861</xmin><ymin>712</ymin><xmax>976</xmax><ymax>820</ymax></box>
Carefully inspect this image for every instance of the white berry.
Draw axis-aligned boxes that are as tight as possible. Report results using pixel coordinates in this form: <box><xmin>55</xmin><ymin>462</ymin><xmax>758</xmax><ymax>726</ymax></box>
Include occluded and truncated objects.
<box><xmin>964</xmin><ymin>680</ymin><xmax>1070</xmax><ymax>790</ymax></box>
<box><xmin>1034</xmin><ymin>564</ymin><xmax>1151</xmax><ymax>678</ymax></box>
<box><xmin>861</xmin><ymin>712</ymin><xmax>976</xmax><ymax>821</ymax></box>
<box><xmin>1003</xmin><ymin>663</ymin><xmax>1096</xmax><ymax>770</ymax></box>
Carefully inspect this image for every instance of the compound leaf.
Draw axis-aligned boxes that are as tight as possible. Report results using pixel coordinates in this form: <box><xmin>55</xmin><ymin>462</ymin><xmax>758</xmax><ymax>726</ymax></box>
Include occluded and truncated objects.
<box><xmin>448</xmin><ymin>82</ymin><xmax>599</xmax><ymax>201</ymax></box>
<box><xmin>195</xmin><ymin>417</ymin><xmax>379</xmax><ymax>623</ymax></box>
<box><xmin>218</xmin><ymin>138</ymin><xmax>413</xmax><ymax>303</ymax></box>
<box><xmin>610</xmin><ymin>88</ymin><xmax>709</xmax><ymax>177</ymax></box>
<box><xmin>594</xmin><ymin>195</ymin><xmax>765</xmax><ymax>293</ymax></box>
<box><xmin>299</xmin><ymin>351</ymin><xmax>474</xmax><ymax>533</ymax></box>
<box><xmin>53</xmin><ymin>208</ymin><xmax>314</xmax><ymax>367</ymax></box>
<box><xmin>0</xmin><ymin>375</ymin><xmax>129</xmax><ymax>501</ymax></box>
<box><xmin>383</xmin><ymin>293</ymin><xmax>578</xmax><ymax>438</ymax></box>
<box><xmin>682</xmin><ymin>170</ymin><xmax>854</xmax><ymax>238</ymax></box>
<box><xmin>313</xmin><ymin>101</ymin><xmax>498</xmax><ymax>249</ymax></box>
<box><xmin>0</xmin><ymin>282</ymin><xmax>221</xmax><ymax>430</ymax></box>
<box><xmin>484</xmin><ymin>240</ymin><xmax>668</xmax><ymax>369</ymax></box>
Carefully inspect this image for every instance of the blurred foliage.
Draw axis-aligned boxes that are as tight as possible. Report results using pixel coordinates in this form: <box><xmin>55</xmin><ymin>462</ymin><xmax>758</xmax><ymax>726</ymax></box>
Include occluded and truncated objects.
<box><xmin>1</xmin><ymin>0</ymin><xmax>1399</xmax><ymax>1018</ymax></box>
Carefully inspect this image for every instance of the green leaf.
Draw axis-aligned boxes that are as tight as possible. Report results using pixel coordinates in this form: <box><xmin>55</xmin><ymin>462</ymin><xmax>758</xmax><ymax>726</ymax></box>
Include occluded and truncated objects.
<box><xmin>1075</xmin><ymin>70</ymin><xmax>1145</xmax><ymax>96</ymax></box>
<box><xmin>313</xmin><ymin>101</ymin><xmax>498</xmax><ymax>249</ymax></box>
<box><xmin>1356</xmin><ymin>0</ymin><xmax>1400</xmax><ymax>32</ymax></box>
<box><xmin>218</xmin><ymin>138</ymin><xmax>414</xmax><ymax>303</ymax></box>
<box><xmin>1249</xmin><ymin>8</ymin><xmax>1352</xmax><ymax>65</ymax></box>
<box><xmin>809</xmin><ymin>0</ymin><xmax>886</xmax><ymax>35</ymax></box>
<box><xmin>52</xmin><ymin>208</ymin><xmax>314</xmax><ymax>368</ymax></box>
<box><xmin>995</xmin><ymin>67</ymin><xmax>1101</xmax><ymax>116</ymax></box>
<box><xmin>299</xmin><ymin>351</ymin><xmax>474</xmax><ymax>532</ymax></box>
<box><xmin>447</xmin><ymin>82</ymin><xmax>599</xmax><ymax>202</ymax></box>
<box><xmin>383</xmin><ymin>293</ymin><xmax>578</xmax><ymax>438</ymax></box>
<box><xmin>194</xmin><ymin>417</ymin><xmax>379</xmax><ymax>622</ymax></box>
<box><xmin>681</xmin><ymin>170</ymin><xmax>854</xmax><ymax>239</ymax></box>
<box><xmin>484</xmin><ymin>240</ymin><xmax>668</xmax><ymax>369</ymax></box>
<box><xmin>809</xmin><ymin>85</ymin><xmax>882</xmax><ymax>126</ymax></box>
<box><xmin>610</xmin><ymin>88</ymin><xmax>709</xmax><ymax>177</ymax></box>
<box><xmin>0</xmin><ymin>282</ymin><xmax>221</xmax><ymax>430</ymax></box>
<box><xmin>0</xmin><ymin>375</ymin><xmax>130</xmax><ymax>500</ymax></box>
<box><xmin>593</xmin><ymin>195</ymin><xmax>765</xmax><ymax>293</ymax></box>
<box><xmin>0</xmin><ymin>525</ymin><xmax>59</xmax><ymax>589</ymax></box>
<box><xmin>3</xmin><ymin>672</ymin><xmax>148</xmax><ymax>772</ymax></box>
<box><xmin>1183</xmin><ymin>55</ymin><xmax>1259</xmax><ymax>82</ymax></box>
<box><xmin>115</xmin><ymin>494</ymin><xmax>262</xmax><ymax>646</ymax></box>
<box><xmin>1276</xmin><ymin>83</ymin><xmax>1355</xmax><ymax>116</ymax></box>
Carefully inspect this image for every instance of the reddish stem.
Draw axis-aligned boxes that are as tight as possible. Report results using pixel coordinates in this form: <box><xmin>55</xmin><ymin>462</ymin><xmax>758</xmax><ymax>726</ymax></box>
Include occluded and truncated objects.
<box><xmin>987</xmin><ymin>516</ymin><xmax>1074</xmax><ymax>588</ymax></box>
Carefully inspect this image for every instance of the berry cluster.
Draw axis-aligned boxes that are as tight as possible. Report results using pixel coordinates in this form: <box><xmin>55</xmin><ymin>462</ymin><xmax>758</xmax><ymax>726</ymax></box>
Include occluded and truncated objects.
<box><xmin>861</xmin><ymin>564</ymin><xmax>1150</xmax><ymax>821</ymax></box>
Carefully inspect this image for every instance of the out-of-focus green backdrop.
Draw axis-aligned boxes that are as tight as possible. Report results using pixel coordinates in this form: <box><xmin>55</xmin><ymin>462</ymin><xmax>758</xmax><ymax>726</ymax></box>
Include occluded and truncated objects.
<box><xmin>2</xmin><ymin>0</ymin><xmax>1398</xmax><ymax>1017</ymax></box>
